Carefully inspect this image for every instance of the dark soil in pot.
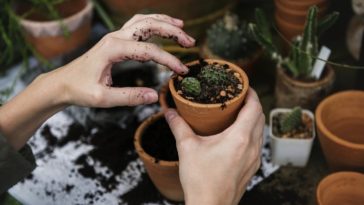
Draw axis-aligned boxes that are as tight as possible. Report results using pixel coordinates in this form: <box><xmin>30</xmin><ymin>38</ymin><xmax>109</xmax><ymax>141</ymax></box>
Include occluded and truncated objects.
<box><xmin>173</xmin><ymin>59</ymin><xmax>243</xmax><ymax>105</ymax></box>
<box><xmin>272</xmin><ymin>112</ymin><xmax>313</xmax><ymax>139</ymax></box>
<box><xmin>141</xmin><ymin>117</ymin><xmax>178</xmax><ymax>162</ymax></box>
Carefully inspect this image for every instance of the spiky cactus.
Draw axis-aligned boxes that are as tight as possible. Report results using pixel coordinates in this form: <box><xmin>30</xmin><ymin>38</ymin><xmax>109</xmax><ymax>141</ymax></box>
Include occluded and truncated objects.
<box><xmin>198</xmin><ymin>64</ymin><xmax>230</xmax><ymax>86</ymax></box>
<box><xmin>280</xmin><ymin>107</ymin><xmax>303</xmax><ymax>133</ymax></box>
<box><xmin>249</xmin><ymin>6</ymin><xmax>339</xmax><ymax>79</ymax></box>
<box><xmin>181</xmin><ymin>77</ymin><xmax>201</xmax><ymax>96</ymax></box>
<box><xmin>206</xmin><ymin>13</ymin><xmax>256</xmax><ymax>60</ymax></box>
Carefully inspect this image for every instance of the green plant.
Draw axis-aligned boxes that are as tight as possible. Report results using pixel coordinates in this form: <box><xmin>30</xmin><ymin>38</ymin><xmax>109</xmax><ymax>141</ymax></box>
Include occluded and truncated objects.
<box><xmin>198</xmin><ymin>64</ymin><xmax>230</xmax><ymax>86</ymax></box>
<box><xmin>280</xmin><ymin>107</ymin><xmax>302</xmax><ymax>133</ymax></box>
<box><xmin>206</xmin><ymin>12</ymin><xmax>257</xmax><ymax>60</ymax></box>
<box><xmin>181</xmin><ymin>77</ymin><xmax>201</xmax><ymax>96</ymax></box>
<box><xmin>249</xmin><ymin>6</ymin><xmax>339</xmax><ymax>79</ymax></box>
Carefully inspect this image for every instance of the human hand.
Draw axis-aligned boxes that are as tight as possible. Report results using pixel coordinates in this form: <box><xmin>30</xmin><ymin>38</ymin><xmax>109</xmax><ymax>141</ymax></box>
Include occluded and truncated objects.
<box><xmin>49</xmin><ymin>14</ymin><xmax>195</xmax><ymax>108</ymax></box>
<box><xmin>165</xmin><ymin>88</ymin><xmax>265</xmax><ymax>205</ymax></box>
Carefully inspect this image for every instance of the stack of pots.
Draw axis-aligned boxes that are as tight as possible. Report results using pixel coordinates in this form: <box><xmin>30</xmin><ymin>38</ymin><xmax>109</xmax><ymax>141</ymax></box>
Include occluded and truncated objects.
<box><xmin>274</xmin><ymin>0</ymin><xmax>329</xmax><ymax>41</ymax></box>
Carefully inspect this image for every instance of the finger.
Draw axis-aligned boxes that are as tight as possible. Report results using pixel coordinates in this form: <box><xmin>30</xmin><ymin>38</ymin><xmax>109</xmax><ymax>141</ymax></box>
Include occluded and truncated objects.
<box><xmin>164</xmin><ymin>109</ymin><xmax>195</xmax><ymax>144</ymax></box>
<box><xmin>96</xmin><ymin>87</ymin><xmax>158</xmax><ymax>107</ymax></box>
<box><xmin>252</xmin><ymin>113</ymin><xmax>265</xmax><ymax>144</ymax></box>
<box><xmin>231</xmin><ymin>88</ymin><xmax>263</xmax><ymax>133</ymax></box>
<box><xmin>98</xmin><ymin>37</ymin><xmax>189</xmax><ymax>74</ymax></box>
<box><xmin>116</xmin><ymin>18</ymin><xmax>195</xmax><ymax>47</ymax></box>
<box><xmin>122</xmin><ymin>14</ymin><xmax>183</xmax><ymax>29</ymax></box>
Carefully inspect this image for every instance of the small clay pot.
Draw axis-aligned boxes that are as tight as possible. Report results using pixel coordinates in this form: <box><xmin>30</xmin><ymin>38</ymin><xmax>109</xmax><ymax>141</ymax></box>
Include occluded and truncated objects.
<box><xmin>134</xmin><ymin>112</ymin><xmax>183</xmax><ymax>201</ymax></box>
<box><xmin>316</xmin><ymin>171</ymin><xmax>364</xmax><ymax>205</ymax></box>
<box><xmin>274</xmin><ymin>65</ymin><xmax>335</xmax><ymax>111</ymax></box>
<box><xmin>200</xmin><ymin>41</ymin><xmax>262</xmax><ymax>75</ymax></box>
<box><xmin>316</xmin><ymin>91</ymin><xmax>364</xmax><ymax>172</ymax></box>
<box><xmin>19</xmin><ymin>0</ymin><xmax>93</xmax><ymax>59</ymax></box>
<box><xmin>159</xmin><ymin>81</ymin><xmax>176</xmax><ymax>112</ymax></box>
<box><xmin>169</xmin><ymin>59</ymin><xmax>249</xmax><ymax>136</ymax></box>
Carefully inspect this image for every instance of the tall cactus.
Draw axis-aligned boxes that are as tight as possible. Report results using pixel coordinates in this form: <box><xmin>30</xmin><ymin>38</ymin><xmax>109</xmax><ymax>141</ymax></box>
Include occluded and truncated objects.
<box><xmin>249</xmin><ymin>6</ymin><xmax>339</xmax><ymax>79</ymax></box>
<box><xmin>280</xmin><ymin>107</ymin><xmax>303</xmax><ymax>133</ymax></box>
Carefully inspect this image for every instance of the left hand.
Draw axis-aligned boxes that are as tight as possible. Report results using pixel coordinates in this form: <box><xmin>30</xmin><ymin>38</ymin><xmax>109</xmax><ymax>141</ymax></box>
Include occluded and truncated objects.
<box><xmin>50</xmin><ymin>14</ymin><xmax>195</xmax><ymax>108</ymax></box>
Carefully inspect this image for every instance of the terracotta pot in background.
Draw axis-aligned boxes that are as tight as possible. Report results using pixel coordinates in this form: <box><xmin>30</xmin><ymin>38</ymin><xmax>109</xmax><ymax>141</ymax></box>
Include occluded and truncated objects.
<box><xmin>134</xmin><ymin>112</ymin><xmax>183</xmax><ymax>201</ymax></box>
<box><xmin>316</xmin><ymin>91</ymin><xmax>364</xmax><ymax>172</ymax></box>
<box><xmin>317</xmin><ymin>172</ymin><xmax>364</xmax><ymax>205</ymax></box>
<box><xmin>274</xmin><ymin>0</ymin><xmax>328</xmax><ymax>41</ymax></box>
<box><xmin>19</xmin><ymin>0</ymin><xmax>93</xmax><ymax>59</ymax></box>
<box><xmin>200</xmin><ymin>42</ymin><xmax>262</xmax><ymax>76</ymax></box>
<box><xmin>169</xmin><ymin>59</ymin><xmax>249</xmax><ymax>136</ymax></box>
<box><xmin>275</xmin><ymin>65</ymin><xmax>335</xmax><ymax>111</ymax></box>
<box><xmin>269</xmin><ymin>108</ymin><xmax>315</xmax><ymax>167</ymax></box>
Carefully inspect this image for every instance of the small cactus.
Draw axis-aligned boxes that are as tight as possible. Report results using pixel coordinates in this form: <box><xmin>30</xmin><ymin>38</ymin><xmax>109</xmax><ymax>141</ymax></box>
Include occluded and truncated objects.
<box><xmin>207</xmin><ymin>12</ymin><xmax>256</xmax><ymax>60</ymax></box>
<box><xmin>198</xmin><ymin>64</ymin><xmax>230</xmax><ymax>86</ymax></box>
<box><xmin>181</xmin><ymin>77</ymin><xmax>201</xmax><ymax>96</ymax></box>
<box><xmin>280</xmin><ymin>107</ymin><xmax>303</xmax><ymax>133</ymax></box>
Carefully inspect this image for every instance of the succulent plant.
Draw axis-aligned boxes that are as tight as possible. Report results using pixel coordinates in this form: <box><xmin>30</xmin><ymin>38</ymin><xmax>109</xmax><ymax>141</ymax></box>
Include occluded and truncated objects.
<box><xmin>206</xmin><ymin>12</ymin><xmax>256</xmax><ymax>60</ymax></box>
<box><xmin>280</xmin><ymin>107</ymin><xmax>303</xmax><ymax>133</ymax></box>
<box><xmin>249</xmin><ymin>6</ymin><xmax>339</xmax><ymax>79</ymax></box>
<box><xmin>181</xmin><ymin>77</ymin><xmax>201</xmax><ymax>96</ymax></box>
<box><xmin>198</xmin><ymin>64</ymin><xmax>230</xmax><ymax>86</ymax></box>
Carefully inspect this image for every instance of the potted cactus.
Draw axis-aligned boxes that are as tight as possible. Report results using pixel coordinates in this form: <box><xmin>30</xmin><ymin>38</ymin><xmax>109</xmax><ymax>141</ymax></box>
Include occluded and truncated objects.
<box><xmin>249</xmin><ymin>6</ymin><xmax>339</xmax><ymax>110</ymax></box>
<box><xmin>269</xmin><ymin>107</ymin><xmax>315</xmax><ymax>167</ymax></box>
<box><xmin>201</xmin><ymin>12</ymin><xmax>260</xmax><ymax>73</ymax></box>
<box><xmin>169</xmin><ymin>59</ymin><xmax>249</xmax><ymax>136</ymax></box>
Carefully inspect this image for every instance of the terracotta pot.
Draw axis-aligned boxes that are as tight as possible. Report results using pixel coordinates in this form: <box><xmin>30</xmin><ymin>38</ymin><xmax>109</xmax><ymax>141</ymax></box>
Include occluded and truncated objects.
<box><xmin>317</xmin><ymin>171</ymin><xmax>364</xmax><ymax>205</ymax></box>
<box><xmin>159</xmin><ymin>81</ymin><xmax>176</xmax><ymax>112</ymax></box>
<box><xmin>19</xmin><ymin>0</ymin><xmax>93</xmax><ymax>59</ymax></box>
<box><xmin>134</xmin><ymin>112</ymin><xmax>183</xmax><ymax>201</ymax></box>
<box><xmin>274</xmin><ymin>65</ymin><xmax>335</xmax><ymax>111</ymax></box>
<box><xmin>274</xmin><ymin>0</ymin><xmax>328</xmax><ymax>41</ymax></box>
<box><xmin>316</xmin><ymin>91</ymin><xmax>364</xmax><ymax>172</ymax></box>
<box><xmin>169</xmin><ymin>59</ymin><xmax>249</xmax><ymax>136</ymax></box>
<box><xmin>200</xmin><ymin>41</ymin><xmax>262</xmax><ymax>75</ymax></box>
<box><xmin>269</xmin><ymin>108</ymin><xmax>315</xmax><ymax>167</ymax></box>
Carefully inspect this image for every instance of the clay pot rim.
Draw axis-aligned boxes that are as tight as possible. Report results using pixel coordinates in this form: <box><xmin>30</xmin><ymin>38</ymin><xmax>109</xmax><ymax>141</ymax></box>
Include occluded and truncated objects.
<box><xmin>275</xmin><ymin>13</ymin><xmax>305</xmax><ymax>30</ymax></box>
<box><xmin>168</xmin><ymin>59</ymin><xmax>249</xmax><ymax>108</ymax></box>
<box><xmin>269</xmin><ymin>108</ymin><xmax>316</xmax><ymax>141</ymax></box>
<box><xmin>277</xmin><ymin>65</ymin><xmax>334</xmax><ymax>88</ymax></box>
<box><xmin>134</xmin><ymin>112</ymin><xmax>179</xmax><ymax>167</ymax></box>
<box><xmin>316</xmin><ymin>171</ymin><xmax>364</xmax><ymax>205</ymax></box>
<box><xmin>315</xmin><ymin>90</ymin><xmax>364</xmax><ymax>149</ymax></box>
<box><xmin>19</xmin><ymin>0</ymin><xmax>92</xmax><ymax>26</ymax></box>
<box><xmin>275</xmin><ymin>0</ymin><xmax>328</xmax><ymax>16</ymax></box>
<box><xmin>276</xmin><ymin>0</ymin><xmax>327</xmax><ymax>7</ymax></box>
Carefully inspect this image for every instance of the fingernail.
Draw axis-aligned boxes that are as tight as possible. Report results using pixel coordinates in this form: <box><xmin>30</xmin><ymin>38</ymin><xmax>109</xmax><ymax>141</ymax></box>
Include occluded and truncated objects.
<box><xmin>180</xmin><ymin>63</ymin><xmax>189</xmax><ymax>74</ymax></box>
<box><xmin>144</xmin><ymin>92</ymin><xmax>158</xmax><ymax>104</ymax></box>
<box><xmin>187</xmin><ymin>36</ymin><xmax>195</xmax><ymax>44</ymax></box>
<box><xmin>173</xmin><ymin>18</ymin><xmax>183</xmax><ymax>25</ymax></box>
<box><xmin>165</xmin><ymin>109</ymin><xmax>177</xmax><ymax>122</ymax></box>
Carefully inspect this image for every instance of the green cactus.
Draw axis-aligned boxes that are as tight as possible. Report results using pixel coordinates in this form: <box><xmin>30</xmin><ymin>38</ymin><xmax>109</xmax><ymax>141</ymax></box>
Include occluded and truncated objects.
<box><xmin>198</xmin><ymin>64</ymin><xmax>230</xmax><ymax>86</ymax></box>
<box><xmin>206</xmin><ymin>12</ymin><xmax>256</xmax><ymax>60</ymax></box>
<box><xmin>249</xmin><ymin>6</ymin><xmax>339</xmax><ymax>79</ymax></box>
<box><xmin>181</xmin><ymin>77</ymin><xmax>201</xmax><ymax>96</ymax></box>
<box><xmin>280</xmin><ymin>107</ymin><xmax>303</xmax><ymax>133</ymax></box>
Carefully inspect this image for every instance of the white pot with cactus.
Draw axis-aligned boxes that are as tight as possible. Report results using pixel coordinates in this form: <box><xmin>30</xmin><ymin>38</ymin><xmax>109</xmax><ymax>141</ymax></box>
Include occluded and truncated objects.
<box><xmin>249</xmin><ymin>6</ymin><xmax>339</xmax><ymax>110</ymax></box>
<box><xmin>269</xmin><ymin>107</ymin><xmax>315</xmax><ymax>167</ymax></box>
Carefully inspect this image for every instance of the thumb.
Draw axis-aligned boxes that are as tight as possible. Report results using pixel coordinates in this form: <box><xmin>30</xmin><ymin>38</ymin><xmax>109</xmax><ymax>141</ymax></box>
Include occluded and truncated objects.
<box><xmin>101</xmin><ymin>87</ymin><xmax>158</xmax><ymax>107</ymax></box>
<box><xmin>164</xmin><ymin>109</ymin><xmax>195</xmax><ymax>144</ymax></box>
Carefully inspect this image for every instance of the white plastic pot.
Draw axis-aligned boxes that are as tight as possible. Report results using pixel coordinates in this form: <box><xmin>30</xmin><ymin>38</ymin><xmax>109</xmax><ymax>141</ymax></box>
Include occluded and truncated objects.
<box><xmin>269</xmin><ymin>108</ymin><xmax>315</xmax><ymax>167</ymax></box>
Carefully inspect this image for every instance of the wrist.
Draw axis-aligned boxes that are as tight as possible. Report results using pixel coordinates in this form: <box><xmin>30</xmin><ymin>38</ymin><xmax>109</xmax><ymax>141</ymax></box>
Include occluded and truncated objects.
<box><xmin>185</xmin><ymin>190</ymin><xmax>234</xmax><ymax>205</ymax></box>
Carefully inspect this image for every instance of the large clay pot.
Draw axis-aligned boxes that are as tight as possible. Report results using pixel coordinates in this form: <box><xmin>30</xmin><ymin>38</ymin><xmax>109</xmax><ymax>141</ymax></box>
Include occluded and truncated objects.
<box><xmin>274</xmin><ymin>0</ymin><xmax>329</xmax><ymax>41</ymax></box>
<box><xmin>102</xmin><ymin>0</ymin><xmax>235</xmax><ymax>40</ymax></box>
<box><xmin>316</xmin><ymin>171</ymin><xmax>364</xmax><ymax>205</ymax></box>
<box><xmin>134</xmin><ymin>112</ymin><xmax>183</xmax><ymax>201</ymax></box>
<box><xmin>275</xmin><ymin>65</ymin><xmax>335</xmax><ymax>111</ymax></box>
<box><xmin>18</xmin><ymin>0</ymin><xmax>93</xmax><ymax>59</ymax></box>
<box><xmin>169</xmin><ymin>59</ymin><xmax>249</xmax><ymax>136</ymax></box>
<box><xmin>316</xmin><ymin>91</ymin><xmax>364</xmax><ymax>172</ymax></box>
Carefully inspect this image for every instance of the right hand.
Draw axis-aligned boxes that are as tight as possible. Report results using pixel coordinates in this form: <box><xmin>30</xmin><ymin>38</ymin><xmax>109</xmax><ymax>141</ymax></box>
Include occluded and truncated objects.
<box><xmin>165</xmin><ymin>88</ymin><xmax>265</xmax><ymax>205</ymax></box>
